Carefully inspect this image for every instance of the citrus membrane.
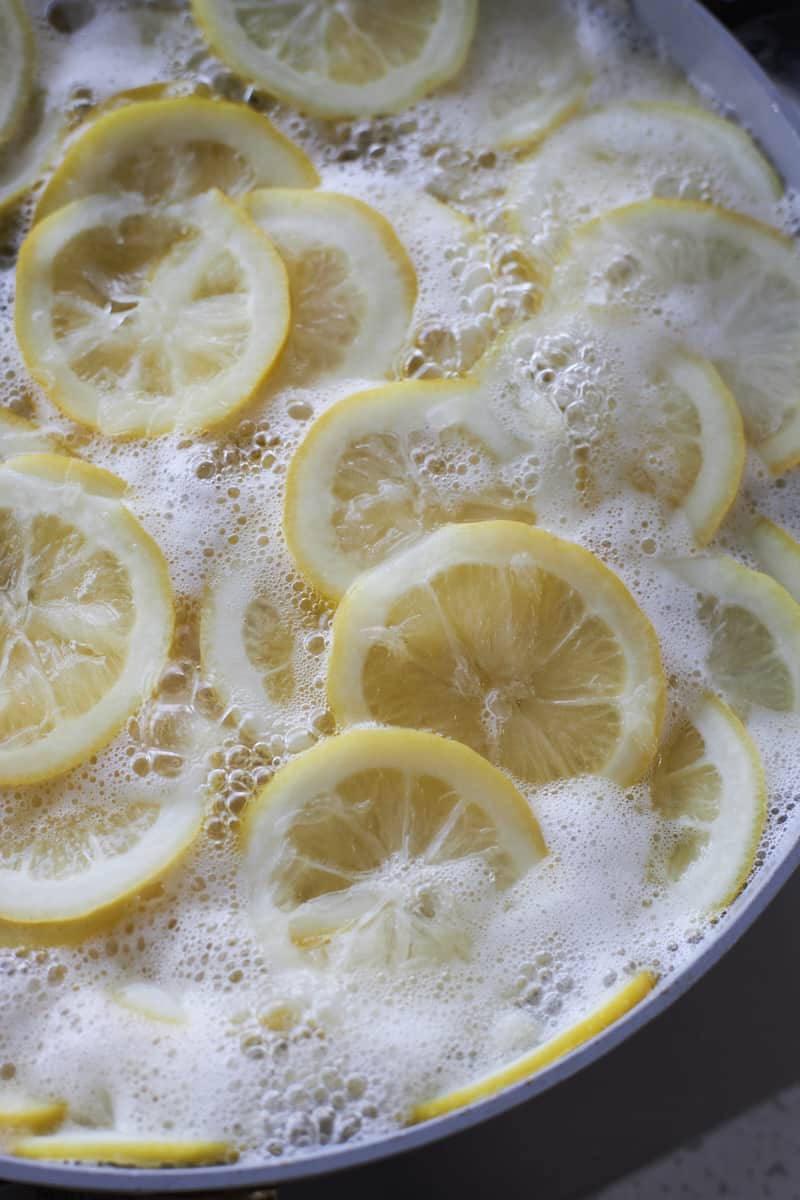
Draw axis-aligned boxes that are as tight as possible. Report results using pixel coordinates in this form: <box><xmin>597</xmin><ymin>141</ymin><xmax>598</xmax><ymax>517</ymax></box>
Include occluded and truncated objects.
<box><xmin>329</xmin><ymin>520</ymin><xmax>666</xmax><ymax>787</ymax></box>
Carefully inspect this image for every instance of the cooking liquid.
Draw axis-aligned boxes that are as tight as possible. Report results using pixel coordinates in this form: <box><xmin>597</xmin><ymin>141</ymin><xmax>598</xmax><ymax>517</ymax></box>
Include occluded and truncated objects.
<box><xmin>0</xmin><ymin>0</ymin><xmax>799</xmax><ymax>1162</ymax></box>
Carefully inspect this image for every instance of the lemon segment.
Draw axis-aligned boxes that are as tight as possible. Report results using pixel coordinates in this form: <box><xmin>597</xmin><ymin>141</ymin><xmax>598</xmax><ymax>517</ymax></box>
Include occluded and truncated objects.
<box><xmin>410</xmin><ymin>970</ymin><xmax>656</xmax><ymax>1122</ymax></box>
<box><xmin>191</xmin><ymin>0</ymin><xmax>479</xmax><ymax>118</ymax></box>
<box><xmin>36</xmin><ymin>96</ymin><xmax>318</xmax><ymax>220</ymax></box>
<box><xmin>284</xmin><ymin>378</ymin><xmax>539</xmax><ymax>601</ymax></box>
<box><xmin>751</xmin><ymin>516</ymin><xmax>800</xmax><ymax>603</ymax></box>
<box><xmin>508</xmin><ymin>102</ymin><xmax>782</xmax><ymax>268</ymax></box>
<box><xmin>0</xmin><ymin>1092</ymin><xmax>67</xmax><ymax>1135</ymax></box>
<box><xmin>15</xmin><ymin>189</ymin><xmax>291</xmax><ymax>437</ymax></box>
<box><xmin>243</xmin><ymin>727</ymin><xmax>546</xmax><ymax>967</ymax></box>
<box><xmin>651</xmin><ymin>694</ymin><xmax>765</xmax><ymax>913</ymax></box>
<box><xmin>329</xmin><ymin>521</ymin><xmax>666</xmax><ymax>787</ymax></box>
<box><xmin>111</xmin><ymin>983</ymin><xmax>188</xmax><ymax>1025</ymax></box>
<box><xmin>0</xmin><ymin>410</ymin><xmax>57</xmax><ymax>460</ymax></box>
<box><xmin>551</xmin><ymin>199</ymin><xmax>800</xmax><ymax>473</ymax></box>
<box><xmin>0</xmin><ymin>453</ymin><xmax>174</xmax><ymax>786</ymax></box>
<box><xmin>243</xmin><ymin>188</ymin><xmax>416</xmax><ymax>388</ymax></box>
<box><xmin>0</xmin><ymin>0</ymin><xmax>34</xmax><ymax>146</ymax></box>
<box><xmin>10</xmin><ymin>1131</ymin><xmax>237</xmax><ymax>1166</ymax></box>
<box><xmin>668</xmin><ymin>555</ymin><xmax>800</xmax><ymax>712</ymax></box>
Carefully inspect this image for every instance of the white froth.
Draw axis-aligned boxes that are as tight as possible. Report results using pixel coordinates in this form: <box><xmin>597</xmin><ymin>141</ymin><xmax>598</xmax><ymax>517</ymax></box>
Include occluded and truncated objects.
<box><xmin>0</xmin><ymin>0</ymin><xmax>799</xmax><ymax>1170</ymax></box>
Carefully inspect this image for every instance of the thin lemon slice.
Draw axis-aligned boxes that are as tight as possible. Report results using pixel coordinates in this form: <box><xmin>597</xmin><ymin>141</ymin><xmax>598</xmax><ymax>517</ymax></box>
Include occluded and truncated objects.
<box><xmin>191</xmin><ymin>0</ymin><xmax>478</xmax><ymax>118</ymax></box>
<box><xmin>284</xmin><ymin>378</ymin><xmax>538</xmax><ymax>601</ymax></box>
<box><xmin>0</xmin><ymin>0</ymin><xmax>33</xmax><ymax>146</ymax></box>
<box><xmin>0</xmin><ymin>454</ymin><xmax>174</xmax><ymax>785</ymax></box>
<box><xmin>0</xmin><ymin>409</ymin><xmax>56</xmax><ymax>459</ymax></box>
<box><xmin>551</xmin><ymin>199</ymin><xmax>800</xmax><ymax>473</ymax></box>
<box><xmin>508</xmin><ymin>103</ymin><xmax>781</xmax><ymax>270</ymax></box>
<box><xmin>651</xmin><ymin>694</ymin><xmax>765</xmax><ymax>913</ymax></box>
<box><xmin>0</xmin><ymin>90</ymin><xmax>63</xmax><ymax>217</ymax></box>
<box><xmin>751</xmin><ymin>516</ymin><xmax>800</xmax><ymax>603</ymax></box>
<box><xmin>15</xmin><ymin>189</ymin><xmax>290</xmax><ymax>436</ymax></box>
<box><xmin>410</xmin><ymin>971</ymin><xmax>656</xmax><ymax>1122</ymax></box>
<box><xmin>243</xmin><ymin>727</ymin><xmax>546</xmax><ymax>967</ymax></box>
<box><xmin>668</xmin><ymin>555</ymin><xmax>800</xmax><ymax>711</ymax></box>
<box><xmin>111</xmin><ymin>983</ymin><xmax>187</xmax><ymax>1025</ymax></box>
<box><xmin>10</xmin><ymin>1131</ymin><xmax>237</xmax><ymax>1166</ymax></box>
<box><xmin>329</xmin><ymin>521</ymin><xmax>666</xmax><ymax>787</ymax></box>
<box><xmin>36</xmin><ymin>96</ymin><xmax>318</xmax><ymax>220</ymax></box>
<box><xmin>243</xmin><ymin>189</ymin><xmax>415</xmax><ymax>388</ymax></box>
<box><xmin>0</xmin><ymin>1092</ymin><xmax>67</xmax><ymax>1134</ymax></box>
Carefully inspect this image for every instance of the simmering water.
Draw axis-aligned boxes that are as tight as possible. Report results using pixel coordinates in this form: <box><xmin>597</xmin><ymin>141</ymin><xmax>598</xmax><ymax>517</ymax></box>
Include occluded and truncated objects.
<box><xmin>1</xmin><ymin>0</ymin><xmax>800</xmax><ymax>1164</ymax></box>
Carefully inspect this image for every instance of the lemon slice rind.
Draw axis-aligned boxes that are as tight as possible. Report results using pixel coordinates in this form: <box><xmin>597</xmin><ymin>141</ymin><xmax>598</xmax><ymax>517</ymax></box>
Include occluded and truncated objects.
<box><xmin>10</xmin><ymin>1131</ymin><xmax>237</xmax><ymax>1166</ymax></box>
<box><xmin>410</xmin><ymin>970</ymin><xmax>656</xmax><ymax>1122</ymax></box>
<box><xmin>329</xmin><ymin>520</ymin><xmax>666</xmax><ymax>787</ymax></box>
<box><xmin>751</xmin><ymin>516</ymin><xmax>800</xmax><ymax>602</ymax></box>
<box><xmin>0</xmin><ymin>454</ymin><xmax>174</xmax><ymax>785</ymax></box>
<box><xmin>191</xmin><ymin>0</ymin><xmax>479</xmax><ymax>118</ymax></box>
<box><xmin>36</xmin><ymin>96</ymin><xmax>318</xmax><ymax>220</ymax></box>
<box><xmin>0</xmin><ymin>1093</ymin><xmax>67</xmax><ymax>1135</ymax></box>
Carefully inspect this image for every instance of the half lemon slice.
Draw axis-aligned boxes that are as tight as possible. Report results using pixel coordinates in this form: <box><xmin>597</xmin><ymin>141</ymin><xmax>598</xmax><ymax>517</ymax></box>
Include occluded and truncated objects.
<box><xmin>410</xmin><ymin>970</ymin><xmax>656</xmax><ymax>1122</ymax></box>
<box><xmin>243</xmin><ymin>188</ymin><xmax>416</xmax><ymax>389</ymax></box>
<box><xmin>669</xmin><ymin>554</ymin><xmax>800</xmax><ymax>711</ymax></box>
<box><xmin>0</xmin><ymin>0</ymin><xmax>33</xmax><ymax>146</ymax></box>
<box><xmin>751</xmin><ymin>516</ymin><xmax>800</xmax><ymax>603</ymax></box>
<box><xmin>36</xmin><ymin>95</ymin><xmax>318</xmax><ymax>220</ymax></box>
<box><xmin>0</xmin><ymin>454</ymin><xmax>174</xmax><ymax>785</ymax></box>
<box><xmin>0</xmin><ymin>1092</ymin><xmax>67</xmax><ymax>1135</ymax></box>
<box><xmin>651</xmin><ymin>694</ymin><xmax>765</xmax><ymax>914</ymax></box>
<box><xmin>16</xmin><ymin>189</ymin><xmax>290</xmax><ymax>436</ymax></box>
<box><xmin>243</xmin><ymin>727</ymin><xmax>546</xmax><ymax>967</ymax></box>
<box><xmin>551</xmin><ymin>199</ymin><xmax>800</xmax><ymax>473</ymax></box>
<box><xmin>328</xmin><ymin>521</ymin><xmax>666</xmax><ymax>787</ymax></box>
<box><xmin>191</xmin><ymin>0</ymin><xmax>478</xmax><ymax>118</ymax></box>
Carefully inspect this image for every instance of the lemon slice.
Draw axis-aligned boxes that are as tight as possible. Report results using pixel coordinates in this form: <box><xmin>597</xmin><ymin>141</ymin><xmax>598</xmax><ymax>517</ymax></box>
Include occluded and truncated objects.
<box><xmin>410</xmin><ymin>970</ymin><xmax>656</xmax><ymax>1122</ymax></box>
<box><xmin>0</xmin><ymin>90</ymin><xmax>63</xmax><ymax>217</ymax></box>
<box><xmin>15</xmin><ymin>189</ymin><xmax>290</xmax><ymax>436</ymax></box>
<box><xmin>284</xmin><ymin>378</ymin><xmax>539</xmax><ymax>601</ymax></box>
<box><xmin>0</xmin><ymin>409</ymin><xmax>56</xmax><ymax>459</ymax></box>
<box><xmin>0</xmin><ymin>0</ymin><xmax>33</xmax><ymax>146</ymax></box>
<box><xmin>111</xmin><ymin>983</ymin><xmax>187</xmax><ymax>1025</ymax></box>
<box><xmin>243</xmin><ymin>727</ymin><xmax>546</xmax><ymax>967</ymax></box>
<box><xmin>191</xmin><ymin>0</ymin><xmax>478</xmax><ymax>118</ymax></box>
<box><xmin>0</xmin><ymin>453</ymin><xmax>174</xmax><ymax>785</ymax></box>
<box><xmin>551</xmin><ymin>199</ymin><xmax>800</xmax><ymax>473</ymax></box>
<box><xmin>0</xmin><ymin>1092</ymin><xmax>67</xmax><ymax>1134</ymax></box>
<box><xmin>36</xmin><ymin>96</ymin><xmax>318</xmax><ymax>220</ymax></box>
<box><xmin>751</xmin><ymin>516</ymin><xmax>800</xmax><ymax>603</ymax></box>
<box><xmin>651</xmin><ymin>694</ymin><xmax>765</xmax><ymax>914</ymax></box>
<box><xmin>508</xmin><ymin>103</ymin><xmax>781</xmax><ymax>269</ymax></box>
<box><xmin>669</xmin><ymin>554</ymin><xmax>800</xmax><ymax>711</ymax></box>
<box><xmin>243</xmin><ymin>189</ymin><xmax>416</xmax><ymax>389</ymax></box>
<box><xmin>10</xmin><ymin>1131</ymin><xmax>237</xmax><ymax>1166</ymax></box>
<box><xmin>329</xmin><ymin>521</ymin><xmax>666</xmax><ymax>787</ymax></box>
<box><xmin>621</xmin><ymin>352</ymin><xmax>745</xmax><ymax>545</ymax></box>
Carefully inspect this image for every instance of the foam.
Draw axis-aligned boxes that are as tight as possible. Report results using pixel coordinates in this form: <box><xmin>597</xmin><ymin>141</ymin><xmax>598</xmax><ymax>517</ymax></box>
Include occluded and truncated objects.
<box><xmin>0</xmin><ymin>0</ymin><xmax>799</xmax><ymax>1169</ymax></box>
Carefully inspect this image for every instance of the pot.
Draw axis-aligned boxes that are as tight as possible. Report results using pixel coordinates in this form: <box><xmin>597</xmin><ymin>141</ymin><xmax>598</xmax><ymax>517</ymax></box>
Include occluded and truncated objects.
<box><xmin>2</xmin><ymin>1</ymin><xmax>800</xmax><ymax>1192</ymax></box>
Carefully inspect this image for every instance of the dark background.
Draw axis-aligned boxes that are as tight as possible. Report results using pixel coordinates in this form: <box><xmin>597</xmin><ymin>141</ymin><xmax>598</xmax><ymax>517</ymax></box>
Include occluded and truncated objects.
<box><xmin>4</xmin><ymin>3</ymin><xmax>800</xmax><ymax>1197</ymax></box>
